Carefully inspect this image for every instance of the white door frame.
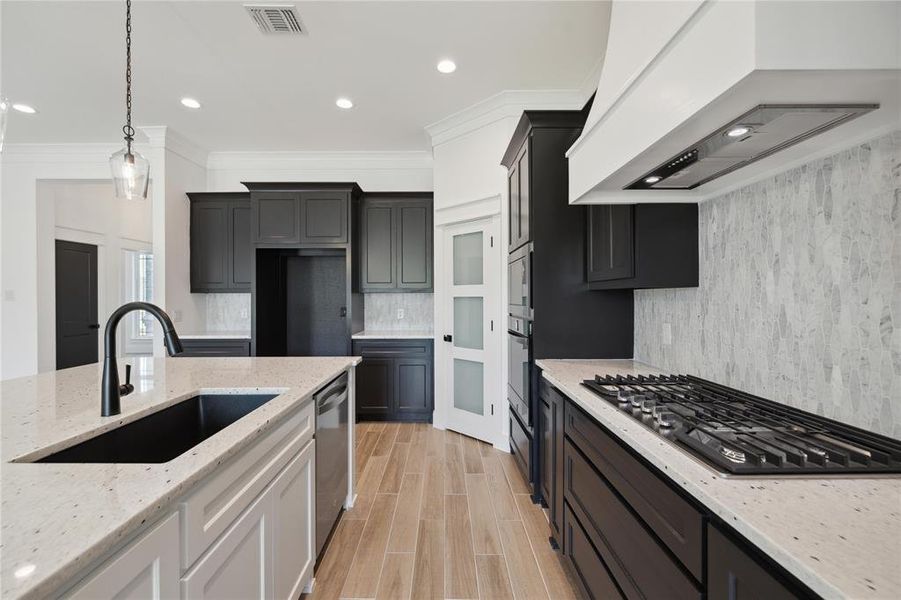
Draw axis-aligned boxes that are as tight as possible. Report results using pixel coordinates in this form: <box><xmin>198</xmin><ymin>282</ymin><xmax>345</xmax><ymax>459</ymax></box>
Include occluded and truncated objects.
<box><xmin>434</xmin><ymin>205</ymin><xmax>507</xmax><ymax>450</ymax></box>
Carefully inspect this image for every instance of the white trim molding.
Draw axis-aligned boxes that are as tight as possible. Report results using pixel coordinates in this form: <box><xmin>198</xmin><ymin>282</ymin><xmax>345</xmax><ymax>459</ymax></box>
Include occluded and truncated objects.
<box><xmin>425</xmin><ymin>89</ymin><xmax>585</xmax><ymax>147</ymax></box>
<box><xmin>434</xmin><ymin>194</ymin><xmax>502</xmax><ymax>227</ymax></box>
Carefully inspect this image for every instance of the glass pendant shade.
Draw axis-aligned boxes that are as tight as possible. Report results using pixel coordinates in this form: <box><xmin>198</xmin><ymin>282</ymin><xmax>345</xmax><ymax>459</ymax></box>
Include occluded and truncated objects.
<box><xmin>0</xmin><ymin>96</ymin><xmax>9</xmax><ymax>153</ymax></box>
<box><xmin>109</xmin><ymin>147</ymin><xmax>150</xmax><ymax>200</ymax></box>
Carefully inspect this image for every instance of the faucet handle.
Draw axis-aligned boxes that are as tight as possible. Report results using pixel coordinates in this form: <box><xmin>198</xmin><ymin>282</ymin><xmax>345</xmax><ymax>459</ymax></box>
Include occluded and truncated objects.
<box><xmin>119</xmin><ymin>364</ymin><xmax>135</xmax><ymax>397</ymax></box>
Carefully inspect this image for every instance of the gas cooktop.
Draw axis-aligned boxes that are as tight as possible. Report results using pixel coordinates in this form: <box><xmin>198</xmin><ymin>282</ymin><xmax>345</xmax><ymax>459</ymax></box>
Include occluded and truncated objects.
<box><xmin>581</xmin><ymin>374</ymin><xmax>901</xmax><ymax>475</ymax></box>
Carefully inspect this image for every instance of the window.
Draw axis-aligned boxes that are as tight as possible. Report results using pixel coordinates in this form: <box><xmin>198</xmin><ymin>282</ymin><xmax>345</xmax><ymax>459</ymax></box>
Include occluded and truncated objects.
<box><xmin>123</xmin><ymin>250</ymin><xmax>153</xmax><ymax>355</ymax></box>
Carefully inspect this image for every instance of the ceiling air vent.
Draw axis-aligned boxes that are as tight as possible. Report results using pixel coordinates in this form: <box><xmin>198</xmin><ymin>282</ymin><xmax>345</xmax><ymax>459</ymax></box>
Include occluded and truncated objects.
<box><xmin>245</xmin><ymin>4</ymin><xmax>304</xmax><ymax>34</ymax></box>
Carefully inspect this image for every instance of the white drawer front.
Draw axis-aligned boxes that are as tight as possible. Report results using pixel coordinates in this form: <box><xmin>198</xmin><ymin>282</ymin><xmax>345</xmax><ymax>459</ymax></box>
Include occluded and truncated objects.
<box><xmin>179</xmin><ymin>400</ymin><xmax>314</xmax><ymax>569</ymax></box>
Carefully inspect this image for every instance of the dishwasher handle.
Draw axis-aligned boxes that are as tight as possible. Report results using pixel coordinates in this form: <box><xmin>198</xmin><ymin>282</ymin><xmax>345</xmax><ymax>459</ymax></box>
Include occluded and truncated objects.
<box><xmin>317</xmin><ymin>384</ymin><xmax>348</xmax><ymax>414</ymax></box>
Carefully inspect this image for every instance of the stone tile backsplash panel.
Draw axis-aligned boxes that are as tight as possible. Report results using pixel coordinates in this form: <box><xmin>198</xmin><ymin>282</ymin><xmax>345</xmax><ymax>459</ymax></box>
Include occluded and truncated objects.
<box><xmin>635</xmin><ymin>131</ymin><xmax>901</xmax><ymax>437</ymax></box>
<box><xmin>364</xmin><ymin>293</ymin><xmax>434</xmax><ymax>332</ymax></box>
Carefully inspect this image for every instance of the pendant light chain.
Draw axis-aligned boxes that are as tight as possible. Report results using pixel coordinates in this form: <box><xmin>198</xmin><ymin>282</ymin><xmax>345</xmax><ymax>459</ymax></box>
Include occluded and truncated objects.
<box><xmin>123</xmin><ymin>0</ymin><xmax>134</xmax><ymax>155</ymax></box>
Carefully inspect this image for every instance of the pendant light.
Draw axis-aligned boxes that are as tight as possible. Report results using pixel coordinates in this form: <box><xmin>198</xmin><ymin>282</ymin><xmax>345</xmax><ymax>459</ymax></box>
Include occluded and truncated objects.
<box><xmin>109</xmin><ymin>0</ymin><xmax>149</xmax><ymax>200</ymax></box>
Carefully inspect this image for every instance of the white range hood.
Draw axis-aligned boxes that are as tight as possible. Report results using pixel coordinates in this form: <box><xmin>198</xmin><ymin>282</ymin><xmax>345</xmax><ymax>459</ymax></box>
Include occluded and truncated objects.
<box><xmin>567</xmin><ymin>0</ymin><xmax>901</xmax><ymax>204</ymax></box>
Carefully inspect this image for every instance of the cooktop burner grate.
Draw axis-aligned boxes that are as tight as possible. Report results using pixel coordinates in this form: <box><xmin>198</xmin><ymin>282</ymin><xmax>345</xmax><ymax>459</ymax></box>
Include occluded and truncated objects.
<box><xmin>581</xmin><ymin>374</ymin><xmax>901</xmax><ymax>475</ymax></box>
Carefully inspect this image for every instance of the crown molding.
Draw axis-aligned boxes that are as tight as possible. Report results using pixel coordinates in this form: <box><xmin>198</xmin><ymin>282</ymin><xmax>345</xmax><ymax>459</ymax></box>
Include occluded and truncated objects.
<box><xmin>425</xmin><ymin>89</ymin><xmax>585</xmax><ymax>147</ymax></box>
<box><xmin>207</xmin><ymin>150</ymin><xmax>433</xmax><ymax>172</ymax></box>
<box><xmin>138</xmin><ymin>126</ymin><xmax>209</xmax><ymax>168</ymax></box>
<box><xmin>0</xmin><ymin>143</ymin><xmax>120</xmax><ymax>165</ymax></box>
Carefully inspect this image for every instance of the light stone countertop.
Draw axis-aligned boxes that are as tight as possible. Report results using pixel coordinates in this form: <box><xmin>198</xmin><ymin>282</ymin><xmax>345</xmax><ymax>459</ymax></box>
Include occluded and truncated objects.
<box><xmin>352</xmin><ymin>330</ymin><xmax>434</xmax><ymax>339</ymax></box>
<box><xmin>0</xmin><ymin>356</ymin><xmax>360</xmax><ymax>600</ymax></box>
<box><xmin>178</xmin><ymin>331</ymin><xmax>251</xmax><ymax>339</ymax></box>
<box><xmin>535</xmin><ymin>358</ymin><xmax>901</xmax><ymax>600</ymax></box>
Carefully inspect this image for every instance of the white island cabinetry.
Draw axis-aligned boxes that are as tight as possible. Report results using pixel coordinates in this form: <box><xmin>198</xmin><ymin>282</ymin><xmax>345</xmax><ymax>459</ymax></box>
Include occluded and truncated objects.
<box><xmin>62</xmin><ymin>402</ymin><xmax>318</xmax><ymax>600</ymax></box>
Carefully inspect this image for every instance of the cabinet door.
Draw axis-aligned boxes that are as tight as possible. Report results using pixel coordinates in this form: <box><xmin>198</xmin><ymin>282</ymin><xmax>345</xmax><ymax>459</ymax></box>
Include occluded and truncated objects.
<box><xmin>549</xmin><ymin>387</ymin><xmax>564</xmax><ymax>542</ymax></box>
<box><xmin>396</xmin><ymin>201</ymin><xmax>433</xmax><ymax>290</ymax></box>
<box><xmin>191</xmin><ymin>200</ymin><xmax>229</xmax><ymax>292</ymax></box>
<box><xmin>68</xmin><ymin>512</ymin><xmax>179</xmax><ymax>599</ymax></box>
<box><xmin>587</xmin><ymin>205</ymin><xmax>634</xmax><ymax>282</ymax></box>
<box><xmin>300</xmin><ymin>191</ymin><xmax>348</xmax><ymax>245</ymax></box>
<box><xmin>708</xmin><ymin>524</ymin><xmax>802</xmax><ymax>600</ymax></box>
<box><xmin>517</xmin><ymin>143</ymin><xmax>531</xmax><ymax>249</ymax></box>
<box><xmin>508</xmin><ymin>161</ymin><xmax>520</xmax><ymax>252</ymax></box>
<box><xmin>272</xmin><ymin>440</ymin><xmax>315</xmax><ymax>600</ymax></box>
<box><xmin>395</xmin><ymin>358</ymin><xmax>433</xmax><ymax>417</ymax></box>
<box><xmin>230</xmin><ymin>201</ymin><xmax>252</xmax><ymax>290</ymax></box>
<box><xmin>181</xmin><ymin>491</ymin><xmax>271</xmax><ymax>599</ymax></box>
<box><xmin>539</xmin><ymin>397</ymin><xmax>553</xmax><ymax>509</ymax></box>
<box><xmin>356</xmin><ymin>356</ymin><xmax>394</xmax><ymax>419</ymax></box>
<box><xmin>253</xmin><ymin>193</ymin><xmax>300</xmax><ymax>244</ymax></box>
<box><xmin>361</xmin><ymin>202</ymin><xmax>395</xmax><ymax>290</ymax></box>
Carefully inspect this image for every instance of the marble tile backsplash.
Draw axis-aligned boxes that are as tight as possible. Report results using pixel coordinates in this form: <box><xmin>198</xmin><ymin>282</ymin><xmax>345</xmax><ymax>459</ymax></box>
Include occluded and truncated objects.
<box><xmin>635</xmin><ymin>131</ymin><xmax>901</xmax><ymax>437</ymax></box>
<box><xmin>364</xmin><ymin>293</ymin><xmax>434</xmax><ymax>332</ymax></box>
<box><xmin>204</xmin><ymin>293</ymin><xmax>251</xmax><ymax>332</ymax></box>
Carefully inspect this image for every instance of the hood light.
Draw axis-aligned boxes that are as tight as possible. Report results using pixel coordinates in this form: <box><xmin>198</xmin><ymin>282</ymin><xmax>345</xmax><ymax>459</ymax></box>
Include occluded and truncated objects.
<box><xmin>725</xmin><ymin>125</ymin><xmax>751</xmax><ymax>138</ymax></box>
<box><xmin>644</xmin><ymin>176</ymin><xmax>662</xmax><ymax>184</ymax></box>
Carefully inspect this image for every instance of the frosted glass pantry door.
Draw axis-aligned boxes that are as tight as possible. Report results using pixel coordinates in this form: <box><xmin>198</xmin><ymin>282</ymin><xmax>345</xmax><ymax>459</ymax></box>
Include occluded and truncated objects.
<box><xmin>442</xmin><ymin>217</ymin><xmax>499</xmax><ymax>444</ymax></box>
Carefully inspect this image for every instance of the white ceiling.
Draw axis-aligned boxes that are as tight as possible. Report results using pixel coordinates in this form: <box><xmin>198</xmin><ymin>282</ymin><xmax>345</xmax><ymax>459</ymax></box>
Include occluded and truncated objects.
<box><xmin>2</xmin><ymin>1</ymin><xmax>608</xmax><ymax>151</ymax></box>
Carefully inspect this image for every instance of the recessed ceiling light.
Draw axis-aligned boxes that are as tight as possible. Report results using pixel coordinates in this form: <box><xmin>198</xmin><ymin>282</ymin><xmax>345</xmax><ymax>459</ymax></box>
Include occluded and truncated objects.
<box><xmin>12</xmin><ymin>103</ymin><xmax>36</xmax><ymax>114</ymax></box>
<box><xmin>644</xmin><ymin>176</ymin><xmax>662</xmax><ymax>184</ymax></box>
<box><xmin>180</xmin><ymin>97</ymin><xmax>201</xmax><ymax>109</ymax></box>
<box><xmin>335</xmin><ymin>97</ymin><xmax>353</xmax><ymax>109</ymax></box>
<box><xmin>725</xmin><ymin>125</ymin><xmax>751</xmax><ymax>138</ymax></box>
<box><xmin>437</xmin><ymin>59</ymin><xmax>457</xmax><ymax>74</ymax></box>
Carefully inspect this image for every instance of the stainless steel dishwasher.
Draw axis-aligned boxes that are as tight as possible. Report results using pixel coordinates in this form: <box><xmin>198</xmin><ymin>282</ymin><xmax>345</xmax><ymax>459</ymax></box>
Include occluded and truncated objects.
<box><xmin>315</xmin><ymin>372</ymin><xmax>349</xmax><ymax>558</ymax></box>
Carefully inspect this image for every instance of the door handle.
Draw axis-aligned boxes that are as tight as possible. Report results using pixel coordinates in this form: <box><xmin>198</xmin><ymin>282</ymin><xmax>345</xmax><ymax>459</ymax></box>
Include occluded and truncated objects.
<box><xmin>443</xmin><ymin>334</ymin><xmax>452</xmax><ymax>343</ymax></box>
<box><xmin>88</xmin><ymin>324</ymin><xmax>101</xmax><ymax>329</ymax></box>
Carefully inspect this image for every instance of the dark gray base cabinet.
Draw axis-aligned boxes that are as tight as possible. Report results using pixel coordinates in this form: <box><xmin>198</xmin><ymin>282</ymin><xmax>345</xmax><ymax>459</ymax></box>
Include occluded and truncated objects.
<box><xmin>188</xmin><ymin>193</ymin><xmax>252</xmax><ymax>293</ymax></box>
<box><xmin>352</xmin><ymin>339</ymin><xmax>433</xmax><ymax>422</ymax></box>
<box><xmin>178</xmin><ymin>338</ymin><xmax>251</xmax><ymax>357</ymax></box>
<box><xmin>587</xmin><ymin>203</ymin><xmax>699</xmax><ymax>290</ymax></box>
<box><xmin>537</xmin><ymin>377</ymin><xmax>564</xmax><ymax>545</ymax></box>
<box><xmin>553</xmin><ymin>394</ymin><xmax>817</xmax><ymax>600</ymax></box>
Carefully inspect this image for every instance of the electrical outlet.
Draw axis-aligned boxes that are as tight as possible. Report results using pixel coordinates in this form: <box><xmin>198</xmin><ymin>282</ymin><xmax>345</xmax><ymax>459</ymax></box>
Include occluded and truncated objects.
<box><xmin>240</xmin><ymin>308</ymin><xmax>249</xmax><ymax>319</ymax></box>
<box><xmin>2</xmin><ymin>289</ymin><xmax>15</xmax><ymax>301</ymax></box>
<box><xmin>173</xmin><ymin>309</ymin><xmax>183</xmax><ymax>323</ymax></box>
<box><xmin>397</xmin><ymin>308</ymin><xmax>405</xmax><ymax>320</ymax></box>
<box><xmin>662</xmin><ymin>322</ymin><xmax>672</xmax><ymax>345</ymax></box>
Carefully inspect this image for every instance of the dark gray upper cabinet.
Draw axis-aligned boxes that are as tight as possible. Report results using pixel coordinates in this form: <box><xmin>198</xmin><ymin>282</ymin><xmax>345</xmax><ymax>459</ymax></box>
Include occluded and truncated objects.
<box><xmin>587</xmin><ymin>203</ymin><xmax>698</xmax><ymax>290</ymax></box>
<box><xmin>245</xmin><ymin>183</ymin><xmax>360</xmax><ymax>247</ymax></box>
<box><xmin>189</xmin><ymin>192</ymin><xmax>251</xmax><ymax>293</ymax></box>
<box><xmin>252</xmin><ymin>192</ymin><xmax>300</xmax><ymax>244</ymax></box>
<box><xmin>359</xmin><ymin>194</ymin><xmax>433</xmax><ymax>293</ymax></box>
<box><xmin>300</xmin><ymin>191</ymin><xmax>348</xmax><ymax>244</ymax></box>
<box><xmin>508</xmin><ymin>142</ymin><xmax>531</xmax><ymax>252</ymax></box>
<box><xmin>587</xmin><ymin>204</ymin><xmax>635</xmax><ymax>282</ymax></box>
<box><xmin>361</xmin><ymin>201</ymin><xmax>395</xmax><ymax>290</ymax></box>
<box><xmin>396</xmin><ymin>201</ymin><xmax>432</xmax><ymax>290</ymax></box>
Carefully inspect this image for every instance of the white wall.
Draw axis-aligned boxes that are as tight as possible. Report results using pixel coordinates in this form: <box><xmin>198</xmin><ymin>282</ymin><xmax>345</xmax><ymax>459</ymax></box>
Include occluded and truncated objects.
<box><xmin>0</xmin><ymin>128</ymin><xmax>206</xmax><ymax>378</ymax></box>
<box><xmin>206</xmin><ymin>151</ymin><xmax>433</xmax><ymax>192</ymax></box>
<box><xmin>430</xmin><ymin>116</ymin><xmax>518</xmax><ymax>448</ymax></box>
<box><xmin>35</xmin><ymin>180</ymin><xmax>152</xmax><ymax>372</ymax></box>
<box><xmin>1</xmin><ymin>144</ymin><xmax>122</xmax><ymax>378</ymax></box>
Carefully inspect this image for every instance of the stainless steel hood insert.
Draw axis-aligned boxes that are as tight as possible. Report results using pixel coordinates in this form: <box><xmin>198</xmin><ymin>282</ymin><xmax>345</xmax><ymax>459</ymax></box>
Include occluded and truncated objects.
<box><xmin>626</xmin><ymin>104</ymin><xmax>878</xmax><ymax>190</ymax></box>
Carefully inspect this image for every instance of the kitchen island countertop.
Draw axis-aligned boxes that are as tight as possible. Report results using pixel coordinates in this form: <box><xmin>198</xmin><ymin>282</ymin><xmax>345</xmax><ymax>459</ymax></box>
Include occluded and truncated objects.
<box><xmin>0</xmin><ymin>355</ymin><xmax>360</xmax><ymax>599</ymax></box>
<box><xmin>536</xmin><ymin>358</ymin><xmax>901</xmax><ymax>600</ymax></box>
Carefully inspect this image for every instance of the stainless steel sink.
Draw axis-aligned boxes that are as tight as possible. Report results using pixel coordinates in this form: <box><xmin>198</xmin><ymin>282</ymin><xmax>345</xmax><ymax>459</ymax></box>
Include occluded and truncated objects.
<box><xmin>37</xmin><ymin>394</ymin><xmax>278</xmax><ymax>463</ymax></box>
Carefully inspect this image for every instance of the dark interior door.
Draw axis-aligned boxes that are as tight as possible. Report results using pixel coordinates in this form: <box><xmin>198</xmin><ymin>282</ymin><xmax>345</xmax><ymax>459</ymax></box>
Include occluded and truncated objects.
<box><xmin>55</xmin><ymin>240</ymin><xmax>99</xmax><ymax>369</ymax></box>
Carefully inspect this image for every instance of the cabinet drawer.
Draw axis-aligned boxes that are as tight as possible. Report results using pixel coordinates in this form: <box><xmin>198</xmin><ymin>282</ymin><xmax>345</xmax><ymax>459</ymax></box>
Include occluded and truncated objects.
<box><xmin>563</xmin><ymin>503</ymin><xmax>623</xmax><ymax>600</ymax></box>
<box><xmin>180</xmin><ymin>401</ymin><xmax>314</xmax><ymax>569</ymax></box>
<box><xmin>352</xmin><ymin>340</ymin><xmax>432</xmax><ymax>357</ymax></box>
<box><xmin>179</xmin><ymin>339</ymin><xmax>251</xmax><ymax>357</ymax></box>
<box><xmin>509</xmin><ymin>412</ymin><xmax>531</xmax><ymax>482</ymax></box>
<box><xmin>565</xmin><ymin>400</ymin><xmax>704</xmax><ymax>580</ymax></box>
<box><xmin>565</xmin><ymin>439</ymin><xmax>701</xmax><ymax>600</ymax></box>
<box><xmin>708</xmin><ymin>523</ymin><xmax>809</xmax><ymax>600</ymax></box>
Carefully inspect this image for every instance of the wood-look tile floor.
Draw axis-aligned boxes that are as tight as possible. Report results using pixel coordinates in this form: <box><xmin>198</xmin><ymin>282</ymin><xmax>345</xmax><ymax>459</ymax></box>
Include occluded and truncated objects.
<box><xmin>307</xmin><ymin>422</ymin><xmax>583</xmax><ymax>600</ymax></box>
